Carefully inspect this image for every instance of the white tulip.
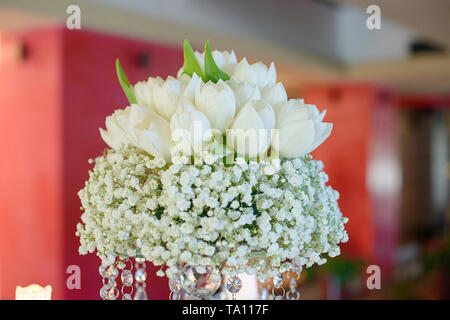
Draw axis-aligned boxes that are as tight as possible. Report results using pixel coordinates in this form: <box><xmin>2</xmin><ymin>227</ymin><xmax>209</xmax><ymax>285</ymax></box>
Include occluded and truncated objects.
<box><xmin>195</xmin><ymin>79</ymin><xmax>236</xmax><ymax>133</ymax></box>
<box><xmin>136</xmin><ymin>118</ymin><xmax>172</xmax><ymax>161</ymax></box>
<box><xmin>227</xmin><ymin>100</ymin><xmax>274</xmax><ymax>158</ymax></box>
<box><xmin>100</xmin><ymin>104</ymin><xmax>172</xmax><ymax>161</ymax></box>
<box><xmin>227</xmin><ymin>77</ymin><xmax>261</xmax><ymax>112</ymax></box>
<box><xmin>152</xmin><ymin>76</ymin><xmax>184</xmax><ymax>121</ymax></box>
<box><xmin>303</xmin><ymin>105</ymin><xmax>333</xmax><ymax>154</ymax></box>
<box><xmin>231</xmin><ymin>58</ymin><xmax>276</xmax><ymax>87</ymax></box>
<box><xmin>251</xmin><ymin>61</ymin><xmax>276</xmax><ymax>87</ymax></box>
<box><xmin>100</xmin><ymin>107</ymin><xmax>134</xmax><ymax>150</ymax></box>
<box><xmin>170</xmin><ymin>100</ymin><xmax>212</xmax><ymax>156</ymax></box>
<box><xmin>178</xmin><ymin>72</ymin><xmax>201</xmax><ymax>103</ymax></box>
<box><xmin>194</xmin><ymin>50</ymin><xmax>238</xmax><ymax>74</ymax></box>
<box><xmin>260</xmin><ymin>82</ymin><xmax>287</xmax><ymax>107</ymax></box>
<box><xmin>272</xmin><ymin>99</ymin><xmax>332</xmax><ymax>157</ymax></box>
<box><xmin>133</xmin><ymin>77</ymin><xmax>164</xmax><ymax>109</ymax></box>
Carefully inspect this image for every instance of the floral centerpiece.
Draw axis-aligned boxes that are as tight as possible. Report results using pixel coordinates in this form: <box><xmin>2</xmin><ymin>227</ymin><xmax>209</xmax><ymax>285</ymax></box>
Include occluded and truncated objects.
<box><xmin>76</xmin><ymin>40</ymin><xmax>348</xmax><ymax>300</ymax></box>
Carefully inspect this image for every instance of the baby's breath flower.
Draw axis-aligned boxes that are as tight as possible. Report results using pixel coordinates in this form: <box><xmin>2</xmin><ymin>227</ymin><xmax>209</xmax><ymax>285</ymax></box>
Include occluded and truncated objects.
<box><xmin>77</xmin><ymin>146</ymin><xmax>348</xmax><ymax>278</ymax></box>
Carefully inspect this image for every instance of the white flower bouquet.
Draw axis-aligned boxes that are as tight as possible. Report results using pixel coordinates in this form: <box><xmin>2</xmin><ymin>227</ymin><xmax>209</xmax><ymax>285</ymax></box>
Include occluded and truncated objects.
<box><xmin>77</xmin><ymin>41</ymin><xmax>348</xmax><ymax>283</ymax></box>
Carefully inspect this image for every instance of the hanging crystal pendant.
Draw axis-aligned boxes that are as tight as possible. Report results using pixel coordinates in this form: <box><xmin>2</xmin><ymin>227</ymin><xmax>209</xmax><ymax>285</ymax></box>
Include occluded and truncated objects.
<box><xmin>286</xmin><ymin>277</ymin><xmax>300</xmax><ymax>300</ymax></box>
<box><xmin>119</xmin><ymin>258</ymin><xmax>134</xmax><ymax>300</ymax></box>
<box><xmin>134</xmin><ymin>287</ymin><xmax>148</xmax><ymax>300</ymax></box>
<box><xmin>133</xmin><ymin>257</ymin><xmax>148</xmax><ymax>300</ymax></box>
<box><xmin>272</xmin><ymin>273</ymin><xmax>286</xmax><ymax>300</ymax></box>
<box><xmin>122</xmin><ymin>293</ymin><xmax>133</xmax><ymax>300</ymax></box>
<box><xmin>168</xmin><ymin>275</ymin><xmax>181</xmax><ymax>300</ymax></box>
<box><xmin>180</xmin><ymin>265</ymin><xmax>222</xmax><ymax>299</ymax></box>
<box><xmin>99</xmin><ymin>258</ymin><xmax>119</xmax><ymax>300</ymax></box>
<box><xmin>226</xmin><ymin>275</ymin><xmax>242</xmax><ymax>300</ymax></box>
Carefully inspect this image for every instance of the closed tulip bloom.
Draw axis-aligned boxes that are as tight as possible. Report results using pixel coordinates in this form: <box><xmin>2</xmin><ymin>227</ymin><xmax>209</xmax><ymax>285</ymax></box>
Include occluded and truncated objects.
<box><xmin>227</xmin><ymin>100</ymin><xmax>275</xmax><ymax>158</ymax></box>
<box><xmin>260</xmin><ymin>82</ymin><xmax>287</xmax><ymax>107</ymax></box>
<box><xmin>179</xmin><ymin>72</ymin><xmax>201</xmax><ymax>103</ymax></box>
<box><xmin>100</xmin><ymin>107</ymin><xmax>135</xmax><ymax>150</ymax></box>
<box><xmin>170</xmin><ymin>100</ymin><xmax>212</xmax><ymax>156</ymax></box>
<box><xmin>272</xmin><ymin>99</ymin><xmax>332</xmax><ymax>157</ymax></box>
<box><xmin>227</xmin><ymin>77</ymin><xmax>261</xmax><ymax>112</ymax></box>
<box><xmin>231</xmin><ymin>58</ymin><xmax>276</xmax><ymax>87</ymax></box>
<box><xmin>133</xmin><ymin>77</ymin><xmax>164</xmax><ymax>110</ymax></box>
<box><xmin>135</xmin><ymin>108</ymin><xmax>172</xmax><ymax>161</ymax></box>
<box><xmin>195</xmin><ymin>79</ymin><xmax>236</xmax><ymax>133</ymax></box>
<box><xmin>152</xmin><ymin>76</ymin><xmax>184</xmax><ymax>121</ymax></box>
<box><xmin>100</xmin><ymin>104</ymin><xmax>172</xmax><ymax>161</ymax></box>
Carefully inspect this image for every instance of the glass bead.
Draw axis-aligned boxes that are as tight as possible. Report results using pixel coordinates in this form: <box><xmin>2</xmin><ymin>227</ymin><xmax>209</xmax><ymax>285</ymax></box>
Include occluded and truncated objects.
<box><xmin>122</xmin><ymin>293</ymin><xmax>132</xmax><ymax>300</ymax></box>
<box><xmin>134</xmin><ymin>268</ymin><xmax>147</xmax><ymax>282</ymax></box>
<box><xmin>133</xmin><ymin>287</ymin><xmax>148</xmax><ymax>300</ymax></box>
<box><xmin>169</xmin><ymin>276</ymin><xmax>180</xmax><ymax>292</ymax></box>
<box><xmin>180</xmin><ymin>265</ymin><xmax>222</xmax><ymax>299</ymax></box>
<box><xmin>99</xmin><ymin>264</ymin><xmax>107</xmax><ymax>278</ymax></box>
<box><xmin>226</xmin><ymin>275</ymin><xmax>242</xmax><ymax>294</ymax></box>
<box><xmin>273</xmin><ymin>275</ymin><xmax>283</xmax><ymax>288</ymax></box>
<box><xmin>121</xmin><ymin>270</ymin><xmax>134</xmax><ymax>286</ymax></box>
<box><xmin>99</xmin><ymin>286</ymin><xmax>109</xmax><ymax>299</ymax></box>
<box><xmin>106</xmin><ymin>287</ymin><xmax>119</xmax><ymax>300</ymax></box>
<box><xmin>106</xmin><ymin>265</ymin><xmax>119</xmax><ymax>278</ymax></box>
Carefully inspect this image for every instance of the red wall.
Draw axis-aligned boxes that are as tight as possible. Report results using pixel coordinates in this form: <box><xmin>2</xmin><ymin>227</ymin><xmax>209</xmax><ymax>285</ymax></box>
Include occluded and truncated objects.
<box><xmin>304</xmin><ymin>84</ymin><xmax>399</xmax><ymax>272</ymax></box>
<box><xmin>0</xmin><ymin>29</ymin><xmax>64</xmax><ymax>300</ymax></box>
<box><xmin>0</xmin><ymin>27</ymin><xmax>182</xmax><ymax>299</ymax></box>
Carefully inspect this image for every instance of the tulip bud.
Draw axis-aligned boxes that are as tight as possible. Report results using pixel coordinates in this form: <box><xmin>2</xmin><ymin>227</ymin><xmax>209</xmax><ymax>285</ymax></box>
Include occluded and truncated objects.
<box><xmin>100</xmin><ymin>107</ymin><xmax>134</xmax><ymax>150</ymax></box>
<box><xmin>227</xmin><ymin>78</ymin><xmax>261</xmax><ymax>112</ymax></box>
<box><xmin>152</xmin><ymin>76</ymin><xmax>184</xmax><ymax>121</ymax></box>
<box><xmin>227</xmin><ymin>100</ymin><xmax>274</xmax><ymax>158</ymax></box>
<box><xmin>170</xmin><ymin>100</ymin><xmax>212</xmax><ymax>157</ymax></box>
<box><xmin>100</xmin><ymin>104</ymin><xmax>172</xmax><ymax>161</ymax></box>
<box><xmin>179</xmin><ymin>72</ymin><xmax>201</xmax><ymax>103</ymax></box>
<box><xmin>133</xmin><ymin>77</ymin><xmax>164</xmax><ymax>109</ymax></box>
<box><xmin>135</xmin><ymin>108</ymin><xmax>172</xmax><ymax>161</ymax></box>
<box><xmin>232</xmin><ymin>58</ymin><xmax>276</xmax><ymax>87</ymax></box>
<box><xmin>260</xmin><ymin>82</ymin><xmax>287</xmax><ymax>107</ymax></box>
<box><xmin>272</xmin><ymin>99</ymin><xmax>332</xmax><ymax>157</ymax></box>
<box><xmin>195</xmin><ymin>79</ymin><xmax>236</xmax><ymax>133</ymax></box>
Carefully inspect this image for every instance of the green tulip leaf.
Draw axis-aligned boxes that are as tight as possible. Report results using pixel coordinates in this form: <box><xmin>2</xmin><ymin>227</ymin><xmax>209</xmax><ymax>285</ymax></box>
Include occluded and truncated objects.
<box><xmin>183</xmin><ymin>39</ymin><xmax>205</xmax><ymax>80</ymax></box>
<box><xmin>204</xmin><ymin>40</ymin><xmax>230</xmax><ymax>83</ymax></box>
<box><xmin>115</xmin><ymin>58</ymin><xmax>137</xmax><ymax>104</ymax></box>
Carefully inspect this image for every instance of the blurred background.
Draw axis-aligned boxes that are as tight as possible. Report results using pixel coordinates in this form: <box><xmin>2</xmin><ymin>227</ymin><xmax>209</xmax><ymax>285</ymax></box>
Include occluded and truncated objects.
<box><xmin>0</xmin><ymin>0</ymin><xmax>448</xmax><ymax>300</ymax></box>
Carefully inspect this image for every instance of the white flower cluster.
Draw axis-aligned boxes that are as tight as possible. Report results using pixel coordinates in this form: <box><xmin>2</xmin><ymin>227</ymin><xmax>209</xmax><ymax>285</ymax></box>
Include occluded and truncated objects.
<box><xmin>101</xmin><ymin>50</ymin><xmax>333</xmax><ymax>162</ymax></box>
<box><xmin>77</xmin><ymin>146</ymin><xmax>348</xmax><ymax>278</ymax></box>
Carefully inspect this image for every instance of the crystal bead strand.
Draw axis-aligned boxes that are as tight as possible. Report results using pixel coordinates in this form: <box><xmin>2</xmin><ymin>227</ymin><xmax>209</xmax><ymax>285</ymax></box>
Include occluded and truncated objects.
<box><xmin>120</xmin><ymin>257</ymin><xmax>134</xmax><ymax>300</ymax></box>
<box><xmin>225</xmin><ymin>267</ymin><xmax>242</xmax><ymax>300</ymax></box>
<box><xmin>99</xmin><ymin>258</ymin><xmax>119</xmax><ymax>300</ymax></box>
<box><xmin>133</xmin><ymin>257</ymin><xmax>148</xmax><ymax>300</ymax></box>
<box><xmin>286</xmin><ymin>265</ymin><xmax>302</xmax><ymax>300</ymax></box>
<box><xmin>272</xmin><ymin>274</ymin><xmax>285</xmax><ymax>300</ymax></box>
<box><xmin>286</xmin><ymin>276</ymin><xmax>300</xmax><ymax>300</ymax></box>
<box><xmin>168</xmin><ymin>274</ymin><xmax>181</xmax><ymax>300</ymax></box>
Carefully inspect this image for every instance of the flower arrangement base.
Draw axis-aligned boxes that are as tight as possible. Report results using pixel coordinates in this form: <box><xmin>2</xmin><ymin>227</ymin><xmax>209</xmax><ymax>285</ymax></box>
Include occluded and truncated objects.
<box><xmin>78</xmin><ymin>40</ymin><xmax>349</xmax><ymax>301</ymax></box>
<box><xmin>98</xmin><ymin>257</ymin><xmax>302</xmax><ymax>300</ymax></box>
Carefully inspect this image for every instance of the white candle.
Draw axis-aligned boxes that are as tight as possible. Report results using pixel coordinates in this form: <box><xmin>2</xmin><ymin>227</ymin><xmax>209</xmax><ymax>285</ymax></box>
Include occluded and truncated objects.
<box><xmin>15</xmin><ymin>284</ymin><xmax>52</xmax><ymax>300</ymax></box>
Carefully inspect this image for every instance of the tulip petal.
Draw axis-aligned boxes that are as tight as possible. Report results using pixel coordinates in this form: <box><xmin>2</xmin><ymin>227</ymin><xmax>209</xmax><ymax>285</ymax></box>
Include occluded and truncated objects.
<box><xmin>306</xmin><ymin>122</ymin><xmax>332</xmax><ymax>154</ymax></box>
<box><xmin>274</xmin><ymin>120</ymin><xmax>314</xmax><ymax>158</ymax></box>
<box><xmin>99</xmin><ymin>128</ymin><xmax>116</xmax><ymax>149</ymax></box>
